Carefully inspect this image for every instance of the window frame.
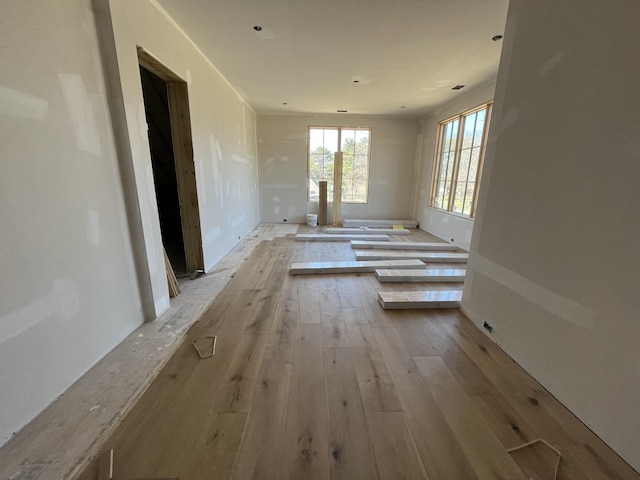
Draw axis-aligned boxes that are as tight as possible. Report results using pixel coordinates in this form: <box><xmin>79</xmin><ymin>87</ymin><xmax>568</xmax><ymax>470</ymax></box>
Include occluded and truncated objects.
<box><xmin>429</xmin><ymin>102</ymin><xmax>493</xmax><ymax>218</ymax></box>
<box><xmin>307</xmin><ymin>126</ymin><xmax>372</xmax><ymax>204</ymax></box>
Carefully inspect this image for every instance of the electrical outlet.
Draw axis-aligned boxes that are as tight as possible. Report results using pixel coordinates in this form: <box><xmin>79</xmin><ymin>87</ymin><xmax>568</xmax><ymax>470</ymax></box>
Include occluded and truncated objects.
<box><xmin>483</xmin><ymin>321</ymin><xmax>493</xmax><ymax>333</ymax></box>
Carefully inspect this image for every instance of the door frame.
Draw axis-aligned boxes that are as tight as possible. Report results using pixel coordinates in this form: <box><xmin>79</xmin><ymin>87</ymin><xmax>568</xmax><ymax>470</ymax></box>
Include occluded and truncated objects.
<box><xmin>137</xmin><ymin>46</ymin><xmax>204</xmax><ymax>273</ymax></box>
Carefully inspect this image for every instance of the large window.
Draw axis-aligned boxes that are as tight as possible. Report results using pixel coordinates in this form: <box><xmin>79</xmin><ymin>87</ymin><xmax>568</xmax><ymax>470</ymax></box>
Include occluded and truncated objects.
<box><xmin>430</xmin><ymin>103</ymin><xmax>492</xmax><ymax>217</ymax></box>
<box><xmin>308</xmin><ymin>127</ymin><xmax>371</xmax><ymax>203</ymax></box>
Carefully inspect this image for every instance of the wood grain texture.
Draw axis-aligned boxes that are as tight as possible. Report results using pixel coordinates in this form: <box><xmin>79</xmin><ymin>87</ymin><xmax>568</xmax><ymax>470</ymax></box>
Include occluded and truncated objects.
<box><xmin>324</xmin><ymin>347</ymin><xmax>379</xmax><ymax>480</ymax></box>
<box><xmin>366</xmin><ymin>412</ymin><xmax>429</xmax><ymax>480</ymax></box>
<box><xmin>71</xmin><ymin>234</ymin><xmax>640</xmax><ymax>480</ymax></box>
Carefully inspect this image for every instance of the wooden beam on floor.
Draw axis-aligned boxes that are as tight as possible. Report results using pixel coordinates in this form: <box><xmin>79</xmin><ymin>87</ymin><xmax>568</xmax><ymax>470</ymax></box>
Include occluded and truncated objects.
<box><xmin>327</xmin><ymin>227</ymin><xmax>411</xmax><ymax>235</ymax></box>
<box><xmin>318</xmin><ymin>181</ymin><xmax>327</xmax><ymax>226</ymax></box>
<box><xmin>355</xmin><ymin>251</ymin><xmax>468</xmax><ymax>263</ymax></box>
<box><xmin>376</xmin><ymin>268</ymin><xmax>466</xmax><ymax>283</ymax></box>
<box><xmin>377</xmin><ymin>290</ymin><xmax>462</xmax><ymax>309</ymax></box>
<box><xmin>296</xmin><ymin>234</ymin><xmax>390</xmax><ymax>242</ymax></box>
<box><xmin>351</xmin><ymin>240</ymin><xmax>458</xmax><ymax>251</ymax></box>
<box><xmin>343</xmin><ymin>219</ymin><xmax>418</xmax><ymax>228</ymax></box>
<box><xmin>290</xmin><ymin>259</ymin><xmax>426</xmax><ymax>275</ymax></box>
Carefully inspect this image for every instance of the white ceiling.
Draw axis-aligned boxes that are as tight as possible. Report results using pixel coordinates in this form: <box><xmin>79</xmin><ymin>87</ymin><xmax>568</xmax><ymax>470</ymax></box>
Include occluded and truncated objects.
<box><xmin>155</xmin><ymin>0</ymin><xmax>509</xmax><ymax>117</ymax></box>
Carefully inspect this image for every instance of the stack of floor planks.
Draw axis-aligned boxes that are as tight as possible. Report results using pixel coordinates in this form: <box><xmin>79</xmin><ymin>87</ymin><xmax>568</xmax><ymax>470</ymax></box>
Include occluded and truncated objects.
<box><xmin>290</xmin><ymin>221</ymin><xmax>467</xmax><ymax>310</ymax></box>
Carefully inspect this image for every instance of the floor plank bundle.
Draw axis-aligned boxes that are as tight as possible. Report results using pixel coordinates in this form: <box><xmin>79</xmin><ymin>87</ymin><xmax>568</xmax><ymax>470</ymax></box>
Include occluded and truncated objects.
<box><xmin>290</xmin><ymin>259</ymin><xmax>426</xmax><ymax>275</ymax></box>
<box><xmin>378</xmin><ymin>289</ymin><xmax>463</xmax><ymax>309</ymax></box>
<box><xmin>376</xmin><ymin>268</ymin><xmax>466</xmax><ymax>283</ymax></box>
<box><xmin>296</xmin><ymin>233</ymin><xmax>390</xmax><ymax>242</ymax></box>
<box><xmin>355</xmin><ymin>250</ymin><xmax>469</xmax><ymax>263</ymax></box>
<box><xmin>74</xmin><ymin>232</ymin><xmax>640</xmax><ymax>480</ymax></box>
<box><xmin>351</xmin><ymin>240</ymin><xmax>459</xmax><ymax>250</ymax></box>
<box><xmin>326</xmin><ymin>227</ymin><xmax>411</xmax><ymax>235</ymax></box>
<box><xmin>343</xmin><ymin>219</ymin><xmax>419</xmax><ymax>228</ymax></box>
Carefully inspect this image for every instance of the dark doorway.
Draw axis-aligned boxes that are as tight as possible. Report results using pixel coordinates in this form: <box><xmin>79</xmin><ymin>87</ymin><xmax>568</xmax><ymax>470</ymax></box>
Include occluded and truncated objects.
<box><xmin>139</xmin><ymin>66</ymin><xmax>187</xmax><ymax>275</ymax></box>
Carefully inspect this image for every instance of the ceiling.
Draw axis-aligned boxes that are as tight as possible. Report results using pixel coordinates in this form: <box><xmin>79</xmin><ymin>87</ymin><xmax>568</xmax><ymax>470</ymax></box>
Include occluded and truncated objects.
<box><xmin>155</xmin><ymin>0</ymin><xmax>509</xmax><ymax>117</ymax></box>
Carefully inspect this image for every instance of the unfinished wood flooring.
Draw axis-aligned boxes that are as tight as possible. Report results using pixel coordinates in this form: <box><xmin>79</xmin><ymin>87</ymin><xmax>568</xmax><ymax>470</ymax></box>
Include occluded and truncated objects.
<box><xmin>76</xmin><ymin>234</ymin><xmax>640</xmax><ymax>480</ymax></box>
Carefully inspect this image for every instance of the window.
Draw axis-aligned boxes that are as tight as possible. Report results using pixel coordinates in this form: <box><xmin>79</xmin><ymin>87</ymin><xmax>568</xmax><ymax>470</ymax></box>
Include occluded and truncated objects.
<box><xmin>430</xmin><ymin>103</ymin><xmax>492</xmax><ymax>217</ymax></box>
<box><xmin>308</xmin><ymin>127</ymin><xmax>371</xmax><ymax>203</ymax></box>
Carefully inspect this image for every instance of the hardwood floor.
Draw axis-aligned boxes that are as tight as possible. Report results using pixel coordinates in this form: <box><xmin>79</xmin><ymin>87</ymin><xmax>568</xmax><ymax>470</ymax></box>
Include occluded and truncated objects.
<box><xmin>77</xmin><ymin>231</ymin><xmax>639</xmax><ymax>480</ymax></box>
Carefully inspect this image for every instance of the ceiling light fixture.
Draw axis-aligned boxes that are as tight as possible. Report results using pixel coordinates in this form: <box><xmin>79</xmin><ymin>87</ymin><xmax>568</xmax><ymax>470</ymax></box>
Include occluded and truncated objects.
<box><xmin>337</xmin><ymin>109</ymin><xmax>347</xmax><ymax>113</ymax></box>
<box><xmin>451</xmin><ymin>85</ymin><xmax>465</xmax><ymax>90</ymax></box>
<box><xmin>253</xmin><ymin>26</ymin><xmax>263</xmax><ymax>31</ymax></box>
<box><xmin>282</xmin><ymin>102</ymin><xmax>288</xmax><ymax>105</ymax></box>
<box><xmin>492</xmin><ymin>35</ymin><xmax>503</xmax><ymax>41</ymax></box>
<box><xmin>400</xmin><ymin>106</ymin><xmax>406</xmax><ymax>109</ymax></box>
<box><xmin>353</xmin><ymin>80</ymin><xmax>360</xmax><ymax>83</ymax></box>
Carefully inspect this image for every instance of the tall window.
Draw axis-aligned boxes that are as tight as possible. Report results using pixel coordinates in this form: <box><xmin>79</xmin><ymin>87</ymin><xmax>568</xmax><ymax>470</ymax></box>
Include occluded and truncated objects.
<box><xmin>308</xmin><ymin>127</ymin><xmax>371</xmax><ymax>203</ymax></box>
<box><xmin>430</xmin><ymin>103</ymin><xmax>492</xmax><ymax>217</ymax></box>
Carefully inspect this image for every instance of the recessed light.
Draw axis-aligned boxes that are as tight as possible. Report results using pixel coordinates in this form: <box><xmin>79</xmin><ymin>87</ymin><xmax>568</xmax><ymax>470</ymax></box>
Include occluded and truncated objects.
<box><xmin>282</xmin><ymin>102</ymin><xmax>288</xmax><ymax>105</ymax></box>
<box><xmin>337</xmin><ymin>109</ymin><xmax>348</xmax><ymax>113</ymax></box>
<box><xmin>353</xmin><ymin>80</ymin><xmax>360</xmax><ymax>83</ymax></box>
<box><xmin>253</xmin><ymin>26</ymin><xmax>263</xmax><ymax>31</ymax></box>
<box><xmin>400</xmin><ymin>106</ymin><xmax>406</xmax><ymax>109</ymax></box>
<box><xmin>492</xmin><ymin>35</ymin><xmax>503</xmax><ymax>41</ymax></box>
<box><xmin>451</xmin><ymin>85</ymin><xmax>465</xmax><ymax>90</ymax></box>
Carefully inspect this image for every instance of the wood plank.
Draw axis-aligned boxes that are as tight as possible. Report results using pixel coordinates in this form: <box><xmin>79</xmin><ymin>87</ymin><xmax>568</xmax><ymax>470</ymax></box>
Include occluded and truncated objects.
<box><xmin>344</xmin><ymin>219</ymin><xmax>419</xmax><ymax>228</ymax></box>
<box><xmin>366</xmin><ymin>412</ymin><xmax>429</xmax><ymax>480</ymax></box>
<box><xmin>378</xmin><ymin>290</ymin><xmax>462</xmax><ymax>309</ymax></box>
<box><xmin>350</xmin><ymin>347</ymin><xmax>403</xmax><ymax>412</ymax></box>
<box><xmin>376</xmin><ymin>268</ymin><xmax>466</xmax><ymax>283</ymax></box>
<box><xmin>351</xmin><ymin>240</ymin><xmax>457</xmax><ymax>250</ymax></box>
<box><xmin>296</xmin><ymin>233</ymin><xmax>390</xmax><ymax>242</ymax></box>
<box><xmin>324</xmin><ymin>347</ymin><xmax>378</xmax><ymax>480</ymax></box>
<box><xmin>210</xmin><ymin>334</ymin><xmax>268</xmax><ymax>413</ymax></box>
<box><xmin>343</xmin><ymin>307</ymin><xmax>376</xmax><ymax>348</ymax></box>
<box><xmin>231</xmin><ymin>299</ymin><xmax>297</xmax><ymax>479</ymax></box>
<box><xmin>372</xmin><ymin>327</ymin><xmax>479</xmax><ymax>479</ymax></box>
<box><xmin>333</xmin><ymin>152</ymin><xmax>343</xmax><ymax>226</ymax></box>
<box><xmin>413</xmin><ymin>356</ymin><xmax>527</xmax><ymax>480</ymax></box>
<box><xmin>280</xmin><ymin>325</ymin><xmax>330</xmax><ymax>480</ymax></box>
<box><xmin>355</xmin><ymin>250</ymin><xmax>468</xmax><ymax>262</ymax></box>
<box><xmin>327</xmin><ymin>227</ymin><xmax>411</xmax><ymax>235</ymax></box>
<box><xmin>290</xmin><ymin>259</ymin><xmax>427</xmax><ymax>275</ymax></box>
<box><xmin>318</xmin><ymin>180</ymin><xmax>328</xmax><ymax>226</ymax></box>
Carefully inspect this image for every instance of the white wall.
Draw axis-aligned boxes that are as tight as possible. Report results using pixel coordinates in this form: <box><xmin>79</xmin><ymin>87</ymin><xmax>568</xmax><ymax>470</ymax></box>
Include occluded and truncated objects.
<box><xmin>0</xmin><ymin>0</ymin><xmax>260</xmax><ymax>448</ymax></box>
<box><xmin>107</xmin><ymin>0</ymin><xmax>260</xmax><ymax>279</ymax></box>
<box><xmin>413</xmin><ymin>82</ymin><xmax>495</xmax><ymax>250</ymax></box>
<box><xmin>0</xmin><ymin>0</ymin><xmax>143</xmax><ymax>445</ymax></box>
<box><xmin>258</xmin><ymin>114</ymin><xmax>419</xmax><ymax>223</ymax></box>
<box><xmin>464</xmin><ymin>0</ymin><xmax>640</xmax><ymax>470</ymax></box>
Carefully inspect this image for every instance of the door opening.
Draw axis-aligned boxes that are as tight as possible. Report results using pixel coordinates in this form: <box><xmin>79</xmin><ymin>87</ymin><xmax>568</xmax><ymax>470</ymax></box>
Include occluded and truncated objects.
<box><xmin>137</xmin><ymin>47</ymin><xmax>204</xmax><ymax>282</ymax></box>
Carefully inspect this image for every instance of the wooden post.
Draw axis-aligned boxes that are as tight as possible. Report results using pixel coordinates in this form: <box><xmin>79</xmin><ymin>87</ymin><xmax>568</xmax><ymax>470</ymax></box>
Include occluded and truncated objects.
<box><xmin>332</xmin><ymin>152</ymin><xmax>343</xmax><ymax>226</ymax></box>
<box><xmin>318</xmin><ymin>181</ymin><xmax>327</xmax><ymax>226</ymax></box>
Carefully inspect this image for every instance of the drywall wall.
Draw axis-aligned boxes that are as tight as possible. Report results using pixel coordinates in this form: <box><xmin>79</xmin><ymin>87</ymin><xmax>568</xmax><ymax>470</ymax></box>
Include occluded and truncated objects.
<box><xmin>463</xmin><ymin>0</ymin><xmax>640</xmax><ymax>470</ymax></box>
<box><xmin>0</xmin><ymin>0</ymin><xmax>144</xmax><ymax>446</ymax></box>
<box><xmin>106</xmin><ymin>0</ymin><xmax>260</xmax><ymax>277</ymax></box>
<box><xmin>258</xmin><ymin>115</ymin><xmax>419</xmax><ymax>223</ymax></box>
<box><xmin>413</xmin><ymin>82</ymin><xmax>495</xmax><ymax>250</ymax></box>
<box><xmin>0</xmin><ymin>0</ymin><xmax>260</xmax><ymax>449</ymax></box>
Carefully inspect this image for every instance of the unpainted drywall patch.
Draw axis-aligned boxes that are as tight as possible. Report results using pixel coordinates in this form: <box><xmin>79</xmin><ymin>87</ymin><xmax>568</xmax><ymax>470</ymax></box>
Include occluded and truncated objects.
<box><xmin>274</xmin><ymin>206</ymin><xmax>281</xmax><ymax>215</ymax></box>
<box><xmin>86</xmin><ymin>209</ymin><xmax>100</xmax><ymax>246</ymax></box>
<box><xmin>232</xmin><ymin>154</ymin><xmax>251</xmax><ymax>165</ymax></box>
<box><xmin>539</xmin><ymin>51</ymin><xmax>565</xmax><ymax>76</ymax></box>
<box><xmin>232</xmin><ymin>213</ymin><xmax>246</xmax><ymax>228</ymax></box>
<box><xmin>204</xmin><ymin>226</ymin><xmax>222</xmax><ymax>244</ymax></box>
<box><xmin>209</xmin><ymin>135</ymin><xmax>224</xmax><ymax>208</ymax></box>
<box><xmin>470</xmin><ymin>253</ymin><xmax>597</xmax><ymax>329</ymax></box>
<box><xmin>58</xmin><ymin>73</ymin><xmax>101</xmax><ymax>155</ymax></box>
<box><xmin>0</xmin><ymin>85</ymin><xmax>48</xmax><ymax>119</ymax></box>
<box><xmin>0</xmin><ymin>278</ymin><xmax>79</xmax><ymax>345</ymax></box>
<box><xmin>497</xmin><ymin>107</ymin><xmax>519</xmax><ymax>134</ymax></box>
